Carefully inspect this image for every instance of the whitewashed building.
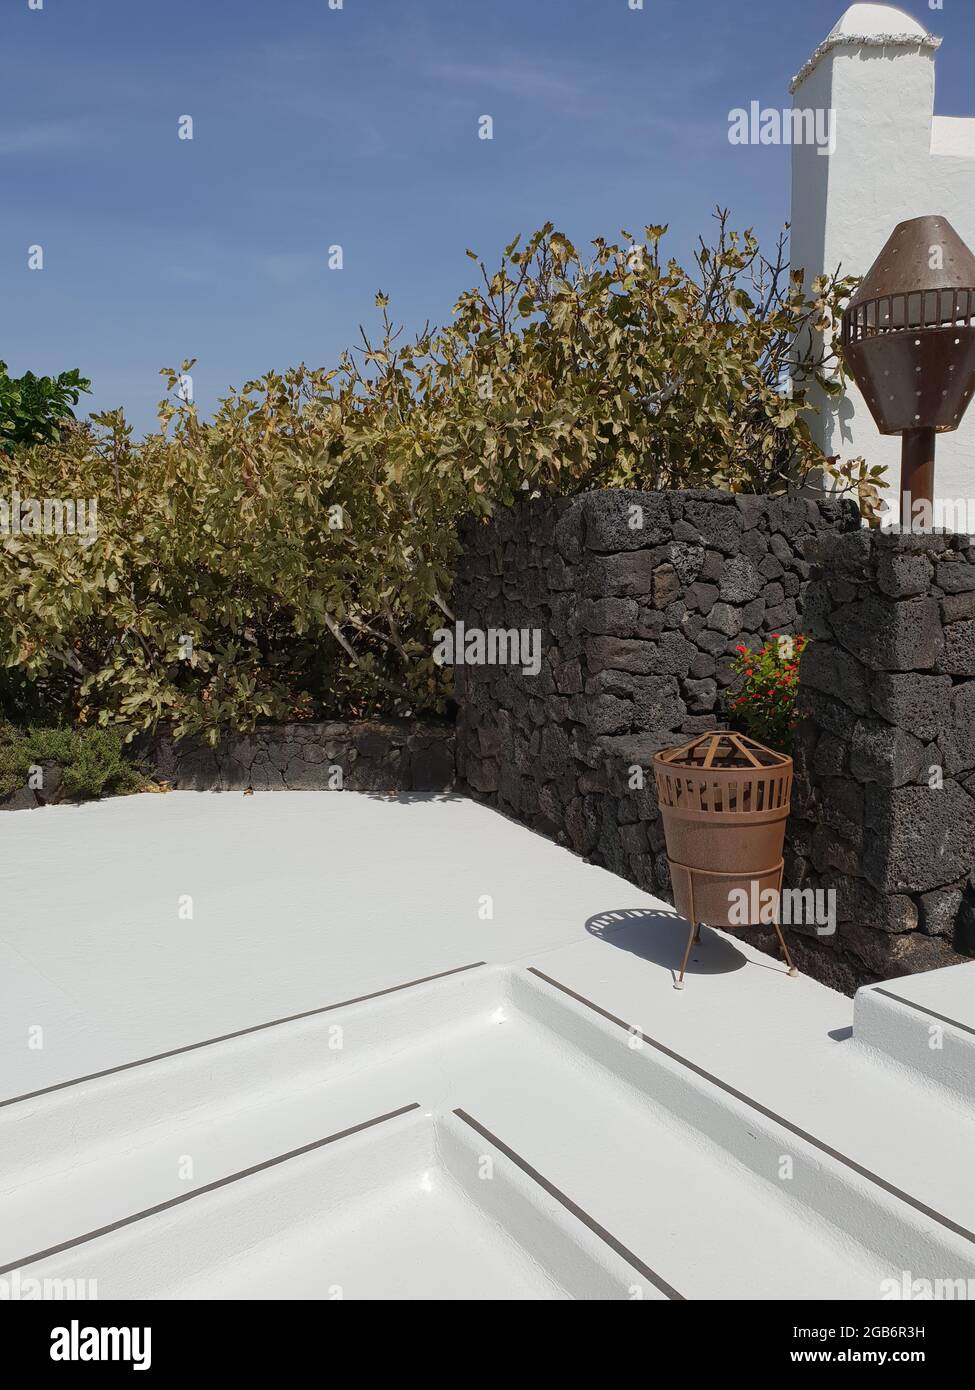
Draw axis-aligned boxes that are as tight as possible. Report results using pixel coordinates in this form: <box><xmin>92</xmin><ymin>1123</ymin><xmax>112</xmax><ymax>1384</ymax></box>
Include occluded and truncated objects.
<box><xmin>790</xmin><ymin>3</ymin><xmax>975</xmax><ymax>514</ymax></box>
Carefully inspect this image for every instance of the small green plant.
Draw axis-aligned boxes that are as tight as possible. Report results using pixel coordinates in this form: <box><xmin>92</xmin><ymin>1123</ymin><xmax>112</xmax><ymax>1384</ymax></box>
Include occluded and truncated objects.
<box><xmin>0</xmin><ymin>723</ymin><xmax>144</xmax><ymax>800</ymax></box>
<box><xmin>0</xmin><ymin>361</ymin><xmax>91</xmax><ymax>454</ymax></box>
<box><xmin>726</xmin><ymin>633</ymin><xmax>808</xmax><ymax>752</ymax></box>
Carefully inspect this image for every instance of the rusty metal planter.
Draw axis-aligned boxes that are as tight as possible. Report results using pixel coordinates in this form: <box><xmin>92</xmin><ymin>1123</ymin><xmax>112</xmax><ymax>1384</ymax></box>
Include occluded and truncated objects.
<box><xmin>653</xmin><ymin>731</ymin><xmax>797</xmax><ymax>989</ymax></box>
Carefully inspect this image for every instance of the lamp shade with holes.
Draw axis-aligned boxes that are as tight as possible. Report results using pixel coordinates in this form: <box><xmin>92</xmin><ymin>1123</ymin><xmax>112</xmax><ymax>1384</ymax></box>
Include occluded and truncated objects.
<box><xmin>840</xmin><ymin>216</ymin><xmax>975</xmax><ymax>511</ymax></box>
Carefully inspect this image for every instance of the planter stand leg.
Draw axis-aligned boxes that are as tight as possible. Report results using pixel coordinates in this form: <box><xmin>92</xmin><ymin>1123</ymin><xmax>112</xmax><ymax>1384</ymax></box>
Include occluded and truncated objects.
<box><xmin>675</xmin><ymin>919</ymin><xmax>699</xmax><ymax>991</ymax></box>
<box><xmin>772</xmin><ymin>920</ymin><xmax>798</xmax><ymax>978</ymax></box>
<box><xmin>771</xmin><ymin>862</ymin><xmax>797</xmax><ymax>977</ymax></box>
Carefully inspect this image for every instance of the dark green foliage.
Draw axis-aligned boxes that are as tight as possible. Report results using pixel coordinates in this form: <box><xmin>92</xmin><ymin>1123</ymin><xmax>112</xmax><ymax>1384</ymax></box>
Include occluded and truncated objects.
<box><xmin>0</xmin><ymin>361</ymin><xmax>91</xmax><ymax>454</ymax></box>
<box><xmin>0</xmin><ymin>723</ymin><xmax>143</xmax><ymax>800</ymax></box>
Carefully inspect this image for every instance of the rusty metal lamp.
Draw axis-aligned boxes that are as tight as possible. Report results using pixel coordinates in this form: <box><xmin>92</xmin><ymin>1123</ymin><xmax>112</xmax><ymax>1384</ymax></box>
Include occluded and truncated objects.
<box><xmin>840</xmin><ymin>216</ymin><xmax>975</xmax><ymax>518</ymax></box>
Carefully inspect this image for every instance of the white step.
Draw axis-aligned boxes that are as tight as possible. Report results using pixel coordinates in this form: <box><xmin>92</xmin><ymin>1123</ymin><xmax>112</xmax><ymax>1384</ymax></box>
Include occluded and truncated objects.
<box><xmin>13</xmin><ymin>1110</ymin><xmax>650</xmax><ymax>1301</ymax></box>
<box><xmin>3</xmin><ymin>963</ymin><xmax>972</xmax><ymax>1300</ymax></box>
<box><xmin>854</xmin><ymin>963</ymin><xmax>975</xmax><ymax>1108</ymax></box>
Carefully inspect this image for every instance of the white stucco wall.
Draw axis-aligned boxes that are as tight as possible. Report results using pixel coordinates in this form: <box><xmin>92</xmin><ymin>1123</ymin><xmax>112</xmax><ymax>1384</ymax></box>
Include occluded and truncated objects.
<box><xmin>790</xmin><ymin>4</ymin><xmax>975</xmax><ymax>516</ymax></box>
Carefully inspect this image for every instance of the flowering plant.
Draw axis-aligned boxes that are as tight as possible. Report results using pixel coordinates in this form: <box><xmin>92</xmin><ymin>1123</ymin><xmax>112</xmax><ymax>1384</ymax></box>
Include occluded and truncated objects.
<box><xmin>725</xmin><ymin>633</ymin><xmax>808</xmax><ymax>752</ymax></box>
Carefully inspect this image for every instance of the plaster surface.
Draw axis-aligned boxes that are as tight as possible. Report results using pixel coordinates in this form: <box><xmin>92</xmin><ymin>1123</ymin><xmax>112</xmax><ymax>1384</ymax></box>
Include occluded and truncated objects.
<box><xmin>853</xmin><ymin>962</ymin><xmax>975</xmax><ymax>1107</ymax></box>
<box><xmin>0</xmin><ymin>790</ymin><xmax>627</xmax><ymax>1097</ymax></box>
<box><xmin>1</xmin><ymin>791</ymin><xmax>973</xmax><ymax>1299</ymax></box>
<box><xmin>876</xmin><ymin>961</ymin><xmax>975</xmax><ymax>1020</ymax></box>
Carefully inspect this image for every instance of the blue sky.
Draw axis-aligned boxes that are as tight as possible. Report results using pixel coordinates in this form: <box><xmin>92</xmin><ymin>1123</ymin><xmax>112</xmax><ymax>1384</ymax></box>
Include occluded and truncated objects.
<box><xmin>2</xmin><ymin>0</ymin><xmax>973</xmax><ymax>435</ymax></box>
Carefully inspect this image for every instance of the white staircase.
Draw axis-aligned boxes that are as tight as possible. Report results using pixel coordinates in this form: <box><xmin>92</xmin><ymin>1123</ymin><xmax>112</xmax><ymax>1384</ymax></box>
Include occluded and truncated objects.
<box><xmin>2</xmin><ymin>960</ymin><xmax>972</xmax><ymax>1300</ymax></box>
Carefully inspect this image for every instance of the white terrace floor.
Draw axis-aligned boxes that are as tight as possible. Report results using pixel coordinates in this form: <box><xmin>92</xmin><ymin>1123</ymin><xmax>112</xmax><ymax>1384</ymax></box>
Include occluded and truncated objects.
<box><xmin>1</xmin><ymin>791</ymin><xmax>973</xmax><ymax>1300</ymax></box>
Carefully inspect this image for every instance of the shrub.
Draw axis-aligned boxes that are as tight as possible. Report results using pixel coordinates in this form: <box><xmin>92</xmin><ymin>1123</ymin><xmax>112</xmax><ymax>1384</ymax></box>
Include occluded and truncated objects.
<box><xmin>0</xmin><ymin>362</ymin><xmax>91</xmax><ymax>454</ymax></box>
<box><xmin>0</xmin><ymin>723</ymin><xmax>143</xmax><ymax>800</ymax></box>
<box><xmin>0</xmin><ymin>213</ymin><xmax>874</xmax><ymax>740</ymax></box>
<box><xmin>725</xmin><ymin>634</ymin><xmax>808</xmax><ymax>753</ymax></box>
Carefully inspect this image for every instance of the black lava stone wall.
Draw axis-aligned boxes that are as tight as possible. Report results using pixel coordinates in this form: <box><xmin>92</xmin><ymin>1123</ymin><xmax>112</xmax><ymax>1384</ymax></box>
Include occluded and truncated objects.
<box><xmin>149</xmin><ymin>720</ymin><xmax>455</xmax><ymax>794</ymax></box>
<box><xmin>789</xmin><ymin>529</ymin><xmax>974</xmax><ymax>991</ymax></box>
<box><xmin>453</xmin><ymin>488</ymin><xmax>858</xmax><ymax>907</ymax></box>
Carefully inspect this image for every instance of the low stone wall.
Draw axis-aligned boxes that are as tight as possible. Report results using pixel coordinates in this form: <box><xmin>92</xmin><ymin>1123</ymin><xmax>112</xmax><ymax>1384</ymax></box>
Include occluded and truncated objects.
<box><xmin>453</xmin><ymin>489</ymin><xmax>858</xmax><ymax>902</ymax></box>
<box><xmin>787</xmin><ymin>529</ymin><xmax>973</xmax><ymax>991</ymax></box>
<box><xmin>0</xmin><ymin>761</ymin><xmax>66</xmax><ymax>811</ymax></box>
<box><xmin>151</xmin><ymin>720</ymin><xmax>455</xmax><ymax>793</ymax></box>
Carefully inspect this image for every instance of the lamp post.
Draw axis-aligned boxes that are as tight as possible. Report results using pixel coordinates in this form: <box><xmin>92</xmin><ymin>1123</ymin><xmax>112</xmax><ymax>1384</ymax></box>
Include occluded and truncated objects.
<box><xmin>840</xmin><ymin>215</ymin><xmax>975</xmax><ymax>524</ymax></box>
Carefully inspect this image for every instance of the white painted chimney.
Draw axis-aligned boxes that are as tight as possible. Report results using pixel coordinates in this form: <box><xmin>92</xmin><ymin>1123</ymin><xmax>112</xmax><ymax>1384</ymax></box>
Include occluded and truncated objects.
<box><xmin>790</xmin><ymin>4</ymin><xmax>975</xmax><ymax>513</ymax></box>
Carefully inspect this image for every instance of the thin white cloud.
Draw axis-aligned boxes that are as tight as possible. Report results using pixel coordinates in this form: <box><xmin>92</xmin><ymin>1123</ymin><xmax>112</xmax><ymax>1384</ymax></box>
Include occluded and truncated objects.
<box><xmin>163</xmin><ymin>264</ymin><xmax>224</xmax><ymax>288</ymax></box>
<box><xmin>252</xmin><ymin>252</ymin><xmax>322</xmax><ymax>286</ymax></box>
<box><xmin>423</xmin><ymin>55</ymin><xmax>582</xmax><ymax>101</ymax></box>
<box><xmin>0</xmin><ymin>119</ymin><xmax>94</xmax><ymax>156</ymax></box>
